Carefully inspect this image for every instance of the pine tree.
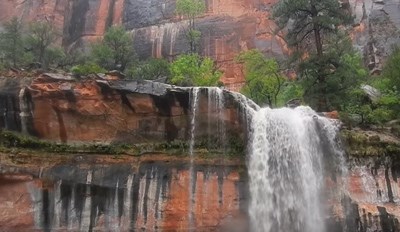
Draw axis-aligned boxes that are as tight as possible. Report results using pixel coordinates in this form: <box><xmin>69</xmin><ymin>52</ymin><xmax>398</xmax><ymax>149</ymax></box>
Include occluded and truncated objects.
<box><xmin>0</xmin><ymin>17</ymin><xmax>24</xmax><ymax>68</ymax></box>
<box><xmin>273</xmin><ymin>0</ymin><xmax>352</xmax><ymax>111</ymax></box>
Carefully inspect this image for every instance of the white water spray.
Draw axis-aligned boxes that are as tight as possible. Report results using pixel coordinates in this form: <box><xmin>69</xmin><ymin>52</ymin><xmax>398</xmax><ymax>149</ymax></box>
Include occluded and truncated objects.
<box><xmin>248</xmin><ymin>106</ymin><xmax>341</xmax><ymax>232</ymax></box>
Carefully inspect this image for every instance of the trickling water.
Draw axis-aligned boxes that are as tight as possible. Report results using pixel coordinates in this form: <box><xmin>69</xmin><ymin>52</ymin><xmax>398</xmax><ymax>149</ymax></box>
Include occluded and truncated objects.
<box><xmin>52</xmin><ymin>180</ymin><xmax>62</xmax><ymax>229</ymax></box>
<box><xmin>121</xmin><ymin>175</ymin><xmax>133</xmax><ymax>229</ymax></box>
<box><xmin>207</xmin><ymin>87</ymin><xmax>226</xmax><ymax>151</ymax></box>
<box><xmin>68</xmin><ymin>184</ymin><xmax>77</xmax><ymax>230</ymax></box>
<box><xmin>80</xmin><ymin>171</ymin><xmax>93</xmax><ymax>232</ymax></box>
<box><xmin>19</xmin><ymin>88</ymin><xmax>29</xmax><ymax>134</ymax></box>
<box><xmin>248</xmin><ymin>106</ymin><xmax>341</xmax><ymax>232</ymax></box>
<box><xmin>188</xmin><ymin>87</ymin><xmax>200</xmax><ymax>229</ymax></box>
<box><xmin>131</xmin><ymin>21</ymin><xmax>187</xmax><ymax>58</ymax></box>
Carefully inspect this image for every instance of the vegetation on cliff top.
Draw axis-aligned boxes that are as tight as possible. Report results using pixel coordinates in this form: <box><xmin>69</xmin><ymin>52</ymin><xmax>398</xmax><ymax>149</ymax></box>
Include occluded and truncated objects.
<box><xmin>234</xmin><ymin>0</ymin><xmax>400</xmax><ymax>128</ymax></box>
<box><xmin>1</xmin><ymin>0</ymin><xmax>400</xmax><ymax>128</ymax></box>
<box><xmin>341</xmin><ymin>129</ymin><xmax>400</xmax><ymax>157</ymax></box>
<box><xmin>0</xmin><ymin>130</ymin><xmax>244</xmax><ymax>157</ymax></box>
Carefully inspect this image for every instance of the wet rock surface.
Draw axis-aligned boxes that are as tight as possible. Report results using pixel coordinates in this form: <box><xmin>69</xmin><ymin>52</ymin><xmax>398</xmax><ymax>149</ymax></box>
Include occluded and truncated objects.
<box><xmin>0</xmin><ymin>154</ymin><xmax>248</xmax><ymax>231</ymax></box>
<box><xmin>0</xmin><ymin>75</ymin><xmax>250</xmax><ymax>145</ymax></box>
<box><xmin>2</xmin><ymin>151</ymin><xmax>400</xmax><ymax>231</ymax></box>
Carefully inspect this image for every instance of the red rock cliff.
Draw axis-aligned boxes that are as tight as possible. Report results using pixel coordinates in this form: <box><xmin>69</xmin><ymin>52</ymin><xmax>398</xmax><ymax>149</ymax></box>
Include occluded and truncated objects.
<box><xmin>1</xmin><ymin>0</ymin><xmax>399</xmax><ymax>88</ymax></box>
<box><xmin>0</xmin><ymin>74</ymin><xmax>252</xmax><ymax>144</ymax></box>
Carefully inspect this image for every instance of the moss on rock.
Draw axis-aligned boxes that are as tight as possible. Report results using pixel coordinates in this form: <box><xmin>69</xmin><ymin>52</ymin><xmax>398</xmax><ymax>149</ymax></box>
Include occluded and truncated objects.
<box><xmin>341</xmin><ymin>129</ymin><xmax>400</xmax><ymax>157</ymax></box>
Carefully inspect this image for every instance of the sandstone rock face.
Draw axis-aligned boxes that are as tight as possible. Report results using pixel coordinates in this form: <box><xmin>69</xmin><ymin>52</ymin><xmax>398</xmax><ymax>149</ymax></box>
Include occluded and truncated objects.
<box><xmin>0</xmin><ymin>75</ymin><xmax>250</xmax><ymax>145</ymax></box>
<box><xmin>0</xmin><ymin>156</ymin><xmax>248</xmax><ymax>231</ymax></box>
<box><xmin>3</xmin><ymin>153</ymin><xmax>400</xmax><ymax>231</ymax></box>
<box><xmin>1</xmin><ymin>0</ymin><xmax>398</xmax><ymax>86</ymax></box>
<box><xmin>0</xmin><ymin>0</ymin><xmax>284</xmax><ymax>90</ymax></box>
<box><xmin>348</xmin><ymin>0</ymin><xmax>400</xmax><ymax>74</ymax></box>
<box><xmin>326</xmin><ymin>157</ymin><xmax>400</xmax><ymax>232</ymax></box>
<box><xmin>0</xmin><ymin>175</ymin><xmax>35</xmax><ymax>232</ymax></box>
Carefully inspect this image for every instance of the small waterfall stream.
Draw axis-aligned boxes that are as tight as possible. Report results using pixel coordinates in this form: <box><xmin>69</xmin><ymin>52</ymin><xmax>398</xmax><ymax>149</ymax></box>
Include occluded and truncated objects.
<box><xmin>187</xmin><ymin>87</ymin><xmax>231</xmax><ymax>229</ymax></box>
<box><xmin>188</xmin><ymin>87</ymin><xmax>200</xmax><ymax>229</ymax></box>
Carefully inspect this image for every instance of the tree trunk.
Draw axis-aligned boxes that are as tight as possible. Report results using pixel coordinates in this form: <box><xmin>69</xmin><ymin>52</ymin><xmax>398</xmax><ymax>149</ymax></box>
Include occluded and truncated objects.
<box><xmin>314</xmin><ymin>27</ymin><xmax>328</xmax><ymax>111</ymax></box>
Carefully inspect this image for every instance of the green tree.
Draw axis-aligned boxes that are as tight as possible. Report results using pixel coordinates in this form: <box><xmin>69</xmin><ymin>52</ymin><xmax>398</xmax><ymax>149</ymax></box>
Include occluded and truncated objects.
<box><xmin>127</xmin><ymin>58</ymin><xmax>170</xmax><ymax>81</ymax></box>
<box><xmin>71</xmin><ymin>62</ymin><xmax>106</xmax><ymax>77</ymax></box>
<box><xmin>0</xmin><ymin>17</ymin><xmax>24</xmax><ymax>68</ymax></box>
<box><xmin>170</xmin><ymin>54</ymin><xmax>221</xmax><ymax>86</ymax></box>
<box><xmin>236</xmin><ymin>49</ymin><xmax>285</xmax><ymax>107</ymax></box>
<box><xmin>300</xmin><ymin>34</ymin><xmax>367</xmax><ymax>110</ymax></box>
<box><xmin>26</xmin><ymin>21</ymin><xmax>59</xmax><ymax>68</ymax></box>
<box><xmin>273</xmin><ymin>0</ymin><xmax>352</xmax><ymax>111</ymax></box>
<box><xmin>176</xmin><ymin>0</ymin><xmax>205</xmax><ymax>53</ymax></box>
<box><xmin>91</xmin><ymin>26</ymin><xmax>134</xmax><ymax>71</ymax></box>
<box><xmin>383</xmin><ymin>46</ymin><xmax>400</xmax><ymax>92</ymax></box>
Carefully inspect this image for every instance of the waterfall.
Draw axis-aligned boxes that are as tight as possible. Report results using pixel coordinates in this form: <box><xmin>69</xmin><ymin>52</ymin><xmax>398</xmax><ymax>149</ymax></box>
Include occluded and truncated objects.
<box><xmin>207</xmin><ymin>87</ymin><xmax>226</xmax><ymax>151</ymax></box>
<box><xmin>52</xmin><ymin>180</ymin><xmax>62</xmax><ymax>229</ymax></box>
<box><xmin>19</xmin><ymin>88</ymin><xmax>29</xmax><ymax>134</ymax></box>
<box><xmin>120</xmin><ymin>175</ymin><xmax>133</xmax><ymax>230</ymax></box>
<box><xmin>80</xmin><ymin>171</ymin><xmax>93</xmax><ymax>232</ymax></box>
<box><xmin>248</xmin><ymin>106</ymin><xmax>341</xmax><ymax>232</ymax></box>
<box><xmin>188</xmin><ymin>87</ymin><xmax>200</xmax><ymax>229</ymax></box>
<box><xmin>131</xmin><ymin>21</ymin><xmax>187</xmax><ymax>58</ymax></box>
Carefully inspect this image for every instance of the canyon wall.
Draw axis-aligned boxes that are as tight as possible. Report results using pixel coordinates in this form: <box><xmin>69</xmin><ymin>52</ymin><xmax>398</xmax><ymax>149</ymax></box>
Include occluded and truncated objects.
<box><xmin>2</xmin><ymin>153</ymin><xmax>400</xmax><ymax>231</ymax></box>
<box><xmin>0</xmin><ymin>74</ymin><xmax>252</xmax><ymax>145</ymax></box>
<box><xmin>0</xmin><ymin>155</ymin><xmax>248</xmax><ymax>232</ymax></box>
<box><xmin>2</xmin><ymin>0</ymin><xmax>398</xmax><ymax>89</ymax></box>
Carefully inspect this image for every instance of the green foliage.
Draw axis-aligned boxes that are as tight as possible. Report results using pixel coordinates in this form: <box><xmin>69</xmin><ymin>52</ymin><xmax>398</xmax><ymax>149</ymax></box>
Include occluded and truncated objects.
<box><xmin>383</xmin><ymin>46</ymin><xmax>400</xmax><ymax>91</ymax></box>
<box><xmin>273</xmin><ymin>0</ymin><xmax>353</xmax><ymax>111</ymax></box>
<box><xmin>45</xmin><ymin>47</ymin><xmax>66</xmax><ymax>68</ymax></box>
<box><xmin>236</xmin><ymin>49</ymin><xmax>285</xmax><ymax>107</ymax></box>
<box><xmin>341</xmin><ymin>48</ymin><xmax>400</xmax><ymax>126</ymax></box>
<box><xmin>176</xmin><ymin>0</ymin><xmax>205</xmax><ymax>19</ymax></box>
<box><xmin>176</xmin><ymin>0</ymin><xmax>205</xmax><ymax>53</ymax></box>
<box><xmin>57</xmin><ymin>49</ymin><xmax>87</xmax><ymax>70</ymax></box>
<box><xmin>170</xmin><ymin>54</ymin><xmax>222</xmax><ymax>86</ymax></box>
<box><xmin>0</xmin><ymin>17</ymin><xmax>24</xmax><ymax>68</ymax></box>
<box><xmin>273</xmin><ymin>0</ymin><xmax>351</xmax><ymax>54</ymax></box>
<box><xmin>71</xmin><ymin>62</ymin><xmax>106</xmax><ymax>76</ymax></box>
<box><xmin>127</xmin><ymin>58</ymin><xmax>170</xmax><ymax>81</ymax></box>
<box><xmin>186</xmin><ymin>29</ymin><xmax>202</xmax><ymax>53</ymax></box>
<box><xmin>91</xmin><ymin>26</ymin><xmax>135</xmax><ymax>71</ymax></box>
<box><xmin>299</xmin><ymin>33</ymin><xmax>367</xmax><ymax>111</ymax></box>
<box><xmin>341</xmin><ymin>78</ymin><xmax>398</xmax><ymax>126</ymax></box>
<box><xmin>26</xmin><ymin>21</ymin><xmax>59</xmax><ymax>68</ymax></box>
<box><xmin>277</xmin><ymin>81</ymin><xmax>304</xmax><ymax>106</ymax></box>
<box><xmin>0</xmin><ymin>130</ymin><xmax>126</xmax><ymax>154</ymax></box>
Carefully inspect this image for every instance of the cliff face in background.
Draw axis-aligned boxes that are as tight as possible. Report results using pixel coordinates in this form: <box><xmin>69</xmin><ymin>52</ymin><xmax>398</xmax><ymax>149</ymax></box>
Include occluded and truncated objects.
<box><xmin>1</xmin><ymin>0</ymin><xmax>398</xmax><ymax>89</ymax></box>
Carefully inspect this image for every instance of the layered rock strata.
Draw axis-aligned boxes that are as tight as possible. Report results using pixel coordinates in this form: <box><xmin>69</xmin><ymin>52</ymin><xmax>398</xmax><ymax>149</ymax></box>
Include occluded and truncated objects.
<box><xmin>2</xmin><ymin>0</ymin><xmax>398</xmax><ymax>87</ymax></box>
<box><xmin>0</xmin><ymin>74</ymin><xmax>251</xmax><ymax>145</ymax></box>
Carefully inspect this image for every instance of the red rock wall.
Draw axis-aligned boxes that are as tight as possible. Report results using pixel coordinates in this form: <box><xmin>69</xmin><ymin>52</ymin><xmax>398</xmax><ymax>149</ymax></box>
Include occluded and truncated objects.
<box><xmin>2</xmin><ymin>0</ymin><xmax>398</xmax><ymax>88</ymax></box>
<box><xmin>2</xmin><ymin>75</ymin><xmax>247</xmax><ymax>144</ymax></box>
<box><xmin>0</xmin><ymin>0</ymin><xmax>285</xmax><ymax>91</ymax></box>
<box><xmin>0</xmin><ymin>161</ymin><xmax>248</xmax><ymax>231</ymax></box>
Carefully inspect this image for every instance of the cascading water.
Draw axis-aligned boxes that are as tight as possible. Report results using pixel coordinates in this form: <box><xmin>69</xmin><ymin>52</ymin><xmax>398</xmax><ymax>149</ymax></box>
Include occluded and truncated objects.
<box><xmin>188</xmin><ymin>87</ymin><xmax>200</xmax><ymax>229</ymax></box>
<box><xmin>248</xmin><ymin>106</ymin><xmax>342</xmax><ymax>232</ymax></box>
<box><xmin>19</xmin><ymin>88</ymin><xmax>29</xmax><ymax>134</ymax></box>
<box><xmin>207</xmin><ymin>87</ymin><xmax>226</xmax><ymax>151</ymax></box>
<box><xmin>80</xmin><ymin>171</ymin><xmax>93</xmax><ymax>231</ymax></box>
